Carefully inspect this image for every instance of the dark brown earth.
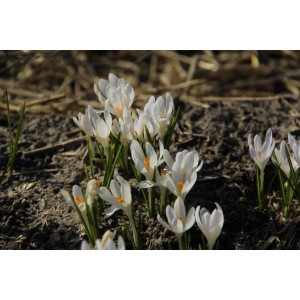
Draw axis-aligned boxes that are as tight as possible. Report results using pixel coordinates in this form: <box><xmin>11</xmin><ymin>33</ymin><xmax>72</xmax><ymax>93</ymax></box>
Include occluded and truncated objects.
<box><xmin>1</xmin><ymin>51</ymin><xmax>300</xmax><ymax>249</ymax></box>
<box><xmin>1</xmin><ymin>98</ymin><xmax>300</xmax><ymax>249</ymax></box>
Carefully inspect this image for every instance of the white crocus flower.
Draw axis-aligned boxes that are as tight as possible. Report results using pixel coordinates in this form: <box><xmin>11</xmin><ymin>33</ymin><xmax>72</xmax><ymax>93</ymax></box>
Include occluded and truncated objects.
<box><xmin>62</xmin><ymin>185</ymin><xmax>86</xmax><ymax>214</ymax></box>
<box><xmin>272</xmin><ymin>141</ymin><xmax>298</xmax><ymax>178</ymax></box>
<box><xmin>98</xmin><ymin>175</ymin><xmax>132</xmax><ymax>218</ymax></box>
<box><xmin>163</xmin><ymin>148</ymin><xmax>203</xmax><ymax>174</ymax></box>
<box><xmin>94</xmin><ymin>73</ymin><xmax>135</xmax><ymax>119</ymax></box>
<box><xmin>61</xmin><ymin>185</ymin><xmax>95</xmax><ymax>237</ymax></box>
<box><xmin>81</xmin><ymin>231</ymin><xmax>125</xmax><ymax>250</ymax></box>
<box><xmin>195</xmin><ymin>203</ymin><xmax>224</xmax><ymax>250</ymax></box>
<box><xmin>162</xmin><ymin>149</ymin><xmax>203</xmax><ymax>200</ymax></box>
<box><xmin>130</xmin><ymin>140</ymin><xmax>164</xmax><ymax>182</ymax></box>
<box><xmin>98</xmin><ymin>175</ymin><xmax>139</xmax><ymax>249</ymax></box>
<box><xmin>90</xmin><ymin>109</ymin><xmax>112</xmax><ymax>153</ymax></box>
<box><xmin>73</xmin><ymin>108</ymin><xmax>93</xmax><ymax>136</ymax></box>
<box><xmin>288</xmin><ymin>133</ymin><xmax>300</xmax><ymax>168</ymax></box>
<box><xmin>86</xmin><ymin>179</ymin><xmax>101</xmax><ymax>209</ymax></box>
<box><xmin>144</xmin><ymin>93</ymin><xmax>174</xmax><ymax>140</ymax></box>
<box><xmin>119</xmin><ymin>107</ymin><xmax>136</xmax><ymax>142</ymax></box>
<box><xmin>133</xmin><ymin>109</ymin><xmax>158</xmax><ymax>142</ymax></box>
<box><xmin>248</xmin><ymin>128</ymin><xmax>275</xmax><ymax>171</ymax></box>
<box><xmin>157</xmin><ymin>197</ymin><xmax>195</xmax><ymax>249</ymax></box>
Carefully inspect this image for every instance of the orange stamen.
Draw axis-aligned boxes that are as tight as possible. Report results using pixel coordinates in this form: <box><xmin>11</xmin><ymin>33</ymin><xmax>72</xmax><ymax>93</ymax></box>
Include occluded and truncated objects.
<box><xmin>178</xmin><ymin>217</ymin><xmax>184</xmax><ymax>222</ymax></box>
<box><xmin>75</xmin><ymin>196</ymin><xmax>83</xmax><ymax>204</ymax></box>
<box><xmin>257</xmin><ymin>150</ymin><xmax>262</xmax><ymax>158</ymax></box>
<box><xmin>132</xmin><ymin>128</ymin><xmax>137</xmax><ymax>140</ymax></box>
<box><xmin>116</xmin><ymin>196</ymin><xmax>125</xmax><ymax>204</ymax></box>
<box><xmin>177</xmin><ymin>182</ymin><xmax>184</xmax><ymax>193</ymax></box>
<box><xmin>144</xmin><ymin>158</ymin><xmax>150</xmax><ymax>172</ymax></box>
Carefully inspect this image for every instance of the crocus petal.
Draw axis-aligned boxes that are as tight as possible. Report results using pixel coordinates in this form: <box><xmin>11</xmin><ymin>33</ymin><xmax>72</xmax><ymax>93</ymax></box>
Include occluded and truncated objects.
<box><xmin>157</xmin><ymin>214</ymin><xmax>172</xmax><ymax>232</ymax></box>
<box><xmin>174</xmin><ymin>197</ymin><xmax>186</xmax><ymax>219</ymax></box>
<box><xmin>105</xmin><ymin>205</ymin><xmax>120</xmax><ymax>218</ymax></box>
<box><xmin>171</xmin><ymin>218</ymin><xmax>184</xmax><ymax>235</ymax></box>
<box><xmin>184</xmin><ymin>207</ymin><xmax>195</xmax><ymax>231</ymax></box>
<box><xmin>109</xmin><ymin>179</ymin><xmax>121</xmax><ymax>198</ymax></box>
<box><xmin>81</xmin><ymin>240</ymin><xmax>92</xmax><ymax>250</ymax></box>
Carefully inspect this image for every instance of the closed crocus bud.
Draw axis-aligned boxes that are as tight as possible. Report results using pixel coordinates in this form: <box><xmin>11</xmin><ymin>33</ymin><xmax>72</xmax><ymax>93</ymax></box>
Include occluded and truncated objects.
<box><xmin>248</xmin><ymin>128</ymin><xmax>275</xmax><ymax>171</ymax></box>
<box><xmin>195</xmin><ymin>203</ymin><xmax>224</xmax><ymax>250</ymax></box>
<box><xmin>86</xmin><ymin>179</ymin><xmax>101</xmax><ymax>199</ymax></box>
<box><xmin>272</xmin><ymin>141</ymin><xmax>298</xmax><ymax>178</ymax></box>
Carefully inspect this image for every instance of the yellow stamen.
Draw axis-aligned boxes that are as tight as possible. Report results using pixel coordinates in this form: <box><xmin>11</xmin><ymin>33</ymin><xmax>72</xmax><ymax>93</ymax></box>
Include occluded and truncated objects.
<box><xmin>75</xmin><ymin>196</ymin><xmax>83</xmax><ymax>204</ymax></box>
<box><xmin>178</xmin><ymin>217</ymin><xmax>184</xmax><ymax>222</ymax></box>
<box><xmin>160</xmin><ymin>114</ymin><xmax>167</xmax><ymax>119</ymax></box>
<box><xmin>144</xmin><ymin>158</ymin><xmax>150</xmax><ymax>172</ymax></box>
<box><xmin>116</xmin><ymin>196</ymin><xmax>125</xmax><ymax>204</ymax></box>
<box><xmin>96</xmin><ymin>180</ymin><xmax>101</xmax><ymax>187</ymax></box>
<box><xmin>177</xmin><ymin>182</ymin><xmax>184</xmax><ymax>193</ymax></box>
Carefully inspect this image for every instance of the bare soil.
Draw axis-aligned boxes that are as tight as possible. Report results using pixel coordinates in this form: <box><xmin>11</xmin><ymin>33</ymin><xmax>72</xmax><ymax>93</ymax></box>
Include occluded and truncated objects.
<box><xmin>1</xmin><ymin>98</ymin><xmax>300</xmax><ymax>249</ymax></box>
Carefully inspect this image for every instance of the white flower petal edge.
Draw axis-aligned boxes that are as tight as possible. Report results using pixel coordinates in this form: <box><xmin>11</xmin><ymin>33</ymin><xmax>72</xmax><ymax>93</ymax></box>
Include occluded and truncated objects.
<box><xmin>157</xmin><ymin>197</ymin><xmax>195</xmax><ymax>238</ymax></box>
<box><xmin>81</xmin><ymin>230</ymin><xmax>126</xmax><ymax>250</ymax></box>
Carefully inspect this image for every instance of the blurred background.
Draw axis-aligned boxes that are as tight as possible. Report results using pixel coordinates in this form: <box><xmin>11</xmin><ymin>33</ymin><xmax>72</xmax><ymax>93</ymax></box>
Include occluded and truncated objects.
<box><xmin>1</xmin><ymin>50</ymin><xmax>300</xmax><ymax>115</ymax></box>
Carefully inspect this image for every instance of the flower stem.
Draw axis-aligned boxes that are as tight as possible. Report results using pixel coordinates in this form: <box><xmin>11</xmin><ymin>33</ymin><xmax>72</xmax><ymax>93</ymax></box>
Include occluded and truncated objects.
<box><xmin>256</xmin><ymin>166</ymin><xmax>265</xmax><ymax>209</ymax></box>
<box><xmin>148</xmin><ymin>187</ymin><xmax>155</xmax><ymax>218</ymax></box>
<box><xmin>128</xmin><ymin>213</ymin><xmax>140</xmax><ymax>250</ymax></box>
<box><xmin>160</xmin><ymin>187</ymin><xmax>166</xmax><ymax>216</ymax></box>
<box><xmin>177</xmin><ymin>235</ymin><xmax>183</xmax><ymax>250</ymax></box>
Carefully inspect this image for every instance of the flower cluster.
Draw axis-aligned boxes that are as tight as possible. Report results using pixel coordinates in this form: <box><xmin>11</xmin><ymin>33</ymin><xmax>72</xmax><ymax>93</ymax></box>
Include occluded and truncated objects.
<box><xmin>62</xmin><ymin>73</ymin><xmax>225</xmax><ymax>250</ymax></box>
<box><xmin>248</xmin><ymin>129</ymin><xmax>300</xmax><ymax>216</ymax></box>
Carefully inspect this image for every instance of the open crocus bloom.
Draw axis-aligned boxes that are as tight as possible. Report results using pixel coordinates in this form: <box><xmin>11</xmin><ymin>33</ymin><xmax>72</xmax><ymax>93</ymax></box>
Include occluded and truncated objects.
<box><xmin>98</xmin><ymin>175</ymin><xmax>132</xmax><ymax>218</ymax></box>
<box><xmin>161</xmin><ymin>149</ymin><xmax>203</xmax><ymax>200</ymax></box>
<box><xmin>157</xmin><ymin>197</ymin><xmax>195</xmax><ymax>238</ymax></box>
<box><xmin>195</xmin><ymin>203</ymin><xmax>224</xmax><ymax>250</ymax></box>
<box><xmin>248</xmin><ymin>128</ymin><xmax>275</xmax><ymax>171</ymax></box>
<box><xmin>163</xmin><ymin>148</ymin><xmax>203</xmax><ymax>174</ymax></box>
<box><xmin>94</xmin><ymin>73</ymin><xmax>135</xmax><ymax>119</ymax></box>
<box><xmin>130</xmin><ymin>140</ymin><xmax>164</xmax><ymax>181</ymax></box>
<box><xmin>272</xmin><ymin>141</ymin><xmax>298</xmax><ymax>178</ymax></box>
<box><xmin>144</xmin><ymin>93</ymin><xmax>174</xmax><ymax>140</ymax></box>
<box><xmin>81</xmin><ymin>231</ymin><xmax>125</xmax><ymax>250</ymax></box>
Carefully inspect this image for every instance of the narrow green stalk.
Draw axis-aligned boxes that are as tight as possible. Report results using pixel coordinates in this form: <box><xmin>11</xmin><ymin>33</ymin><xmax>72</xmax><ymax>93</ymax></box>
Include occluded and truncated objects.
<box><xmin>148</xmin><ymin>187</ymin><xmax>155</xmax><ymax>218</ymax></box>
<box><xmin>128</xmin><ymin>213</ymin><xmax>140</xmax><ymax>250</ymax></box>
<box><xmin>123</xmin><ymin>142</ymin><xmax>129</xmax><ymax>171</ymax></box>
<box><xmin>160</xmin><ymin>187</ymin><xmax>166</xmax><ymax>216</ymax></box>
<box><xmin>256</xmin><ymin>165</ymin><xmax>265</xmax><ymax>209</ymax></box>
<box><xmin>103</xmin><ymin>142</ymin><xmax>123</xmax><ymax>187</ymax></box>
<box><xmin>177</xmin><ymin>235</ymin><xmax>183</xmax><ymax>250</ymax></box>
<box><xmin>87</xmin><ymin>137</ymin><xmax>95</xmax><ymax>179</ymax></box>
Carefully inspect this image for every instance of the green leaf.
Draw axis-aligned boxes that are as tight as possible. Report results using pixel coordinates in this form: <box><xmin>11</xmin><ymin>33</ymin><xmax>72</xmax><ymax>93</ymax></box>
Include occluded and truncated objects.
<box><xmin>164</xmin><ymin>106</ymin><xmax>180</xmax><ymax>149</ymax></box>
